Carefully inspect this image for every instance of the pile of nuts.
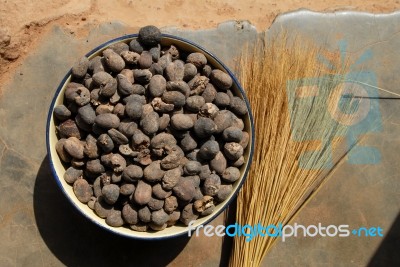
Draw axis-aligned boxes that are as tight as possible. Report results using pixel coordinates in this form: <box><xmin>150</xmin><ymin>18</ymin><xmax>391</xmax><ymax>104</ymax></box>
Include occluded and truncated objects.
<box><xmin>54</xmin><ymin>25</ymin><xmax>249</xmax><ymax>232</ymax></box>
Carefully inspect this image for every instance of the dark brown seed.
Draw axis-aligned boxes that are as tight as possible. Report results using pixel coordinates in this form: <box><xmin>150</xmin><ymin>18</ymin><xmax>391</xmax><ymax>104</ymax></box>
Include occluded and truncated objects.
<box><xmin>109</xmin><ymin>42</ymin><xmax>129</xmax><ymax>55</ymax></box>
<box><xmin>54</xmin><ymin>105</ymin><xmax>71</xmax><ymax>121</ymax></box>
<box><xmin>86</xmin><ymin>159</ymin><xmax>105</xmax><ymax>175</ymax></box>
<box><xmin>148</xmin><ymin>198</ymin><xmax>164</xmax><ymax>211</ymax></box>
<box><xmin>232</xmin><ymin>156</ymin><xmax>245</xmax><ymax>167</ymax></box>
<box><xmin>165</xmin><ymin>60</ymin><xmax>185</xmax><ymax>81</ymax></box>
<box><xmin>56</xmin><ymin>138</ymin><xmax>72</xmax><ymax>162</ymax></box>
<box><xmin>95</xmin><ymin>113</ymin><xmax>120</xmax><ymax>129</ymax></box>
<box><xmin>165</xmin><ymin>44</ymin><xmax>180</xmax><ymax>60</ymax></box>
<box><xmin>93</xmin><ymin>177</ymin><xmax>102</xmax><ymax>197</ymax></box>
<box><xmin>73</xmin><ymin>178</ymin><xmax>93</xmax><ymax>203</ymax></box>
<box><xmin>138</xmin><ymin>206</ymin><xmax>151</xmax><ymax>223</ymax></box>
<box><xmin>153</xmin><ymin>183</ymin><xmax>173</xmax><ymax>199</ymax></box>
<box><xmin>118</xmin><ymin>120</ymin><xmax>137</xmax><ymax>137</ymax></box>
<box><xmin>202</xmin><ymin>64</ymin><xmax>212</xmax><ymax>77</ymax></box>
<box><xmin>193</xmin><ymin>117</ymin><xmax>217</xmax><ymax>139</ymax></box>
<box><xmin>64</xmin><ymin>167</ymin><xmax>83</xmax><ymax>184</ymax></box>
<box><xmin>198</xmin><ymin>140</ymin><xmax>219</xmax><ymax>160</ymax></box>
<box><xmin>120</xmin><ymin>183</ymin><xmax>136</xmax><ymax>196</ymax></box>
<box><xmin>88</xmin><ymin>197</ymin><xmax>96</xmax><ymax>210</ymax></box>
<box><xmin>122</xmin><ymin>204</ymin><xmax>138</xmax><ymax>224</ymax></box>
<box><xmin>134</xmin><ymin>180</ymin><xmax>152</xmax><ymax>205</ymax></box>
<box><xmin>162</xmin><ymin>91</ymin><xmax>186</xmax><ymax>107</ymax></box>
<box><xmin>138</xmin><ymin>51</ymin><xmax>153</xmax><ymax>69</ymax></box>
<box><xmin>164</xmin><ymin>195</ymin><xmax>178</xmax><ymax>213</ymax></box>
<box><xmin>166</xmin><ymin>81</ymin><xmax>190</xmax><ymax>97</ymax></box>
<box><xmin>138</xmin><ymin>25</ymin><xmax>161</xmax><ymax>46</ymax></box>
<box><xmin>64</xmin><ymin>137</ymin><xmax>84</xmax><ymax>159</ymax></box>
<box><xmin>183</xmin><ymin>63</ymin><xmax>197</xmax><ymax>82</ymax></box>
<box><xmin>149</xmin><ymin>45</ymin><xmax>161</xmax><ymax>61</ymax></box>
<box><xmin>210</xmin><ymin>151</ymin><xmax>227</xmax><ymax>175</ymax></box>
<box><xmin>71</xmin><ymin>158</ymin><xmax>85</xmax><ymax>168</ymax></box>
<box><xmin>210</xmin><ymin>69</ymin><xmax>232</xmax><ymax>90</ymax></box>
<box><xmin>213</xmin><ymin>110</ymin><xmax>234</xmax><ymax>133</ymax></box>
<box><xmin>158</xmin><ymin>53</ymin><xmax>172</xmax><ymax>69</ymax></box>
<box><xmin>133</xmin><ymin>69</ymin><xmax>152</xmax><ymax>84</ymax></box>
<box><xmin>230</xmin><ymin>96</ymin><xmax>248</xmax><ymax>116</ymax></box>
<box><xmin>83</xmin><ymin>134</ymin><xmax>99</xmax><ymax>159</ymax></box>
<box><xmin>121</xmin><ymin>50</ymin><xmax>140</xmax><ymax>65</ymax></box>
<box><xmin>78</xmin><ymin>104</ymin><xmax>96</xmax><ymax>125</ymax></box>
<box><xmin>193</xmin><ymin>195</ymin><xmax>214</xmax><ymax>213</ymax></box>
<box><xmin>96</xmin><ymin>104</ymin><xmax>114</xmax><ymax>115</ymax></box>
<box><xmin>106</xmin><ymin>210</ymin><xmax>124</xmax><ymax>227</ymax></box>
<box><xmin>113</xmin><ymin>103</ymin><xmax>125</xmax><ymax>118</ymax></box>
<box><xmin>148</xmin><ymin>74</ymin><xmax>167</xmax><ymax>97</ymax></box>
<box><xmin>119</xmin><ymin>144</ymin><xmax>137</xmax><ymax>157</ymax></box>
<box><xmin>131</xmin><ymin>130</ymin><xmax>150</xmax><ymax>150</ymax></box>
<box><xmin>72</xmin><ymin>57</ymin><xmax>89</xmax><ymax>79</ymax></box>
<box><xmin>173</xmin><ymin>177</ymin><xmax>196</xmax><ymax>202</ymax></box>
<box><xmin>97</xmin><ymin>133</ymin><xmax>114</xmax><ymax>153</ymax></box>
<box><xmin>149</xmin><ymin>63</ymin><xmax>163</xmax><ymax>75</ymax></box>
<box><xmin>186</xmin><ymin>95</ymin><xmax>205</xmax><ymax>112</ymax></box>
<box><xmin>202</xmin><ymin>83</ymin><xmax>217</xmax><ymax>103</ymax></box>
<box><xmin>161</xmin><ymin>145</ymin><xmax>184</xmax><ymax>170</ymax></box>
<box><xmin>159</xmin><ymin>114</ymin><xmax>170</xmax><ymax>131</ymax></box>
<box><xmin>103</xmin><ymin>48</ymin><xmax>125</xmax><ymax>73</ymax></box>
<box><xmin>116</xmin><ymin>74</ymin><xmax>134</xmax><ymax>96</ymax></box>
<box><xmin>143</xmin><ymin>161</ymin><xmax>165</xmax><ymax>182</ymax></box>
<box><xmin>222</xmin><ymin>167</ymin><xmax>241</xmax><ymax>183</ymax></box>
<box><xmin>224</xmin><ymin>142</ymin><xmax>244</xmax><ymax>161</ymax></box>
<box><xmin>188</xmin><ymin>75</ymin><xmax>209</xmax><ymax>95</ymax></box>
<box><xmin>180</xmin><ymin>132</ymin><xmax>197</xmax><ymax>152</ymax></box>
<box><xmin>184</xmin><ymin>161</ymin><xmax>202</xmax><ymax>175</ymax></box>
<box><xmin>199</xmin><ymin>164</ymin><xmax>211</xmax><ymax>181</ymax></box>
<box><xmin>203</xmin><ymin>173</ymin><xmax>221</xmax><ymax>196</ymax></box>
<box><xmin>214</xmin><ymin>92</ymin><xmax>230</xmax><ymax>107</ymax></box>
<box><xmin>125</xmin><ymin>100</ymin><xmax>143</xmax><ymax>120</ymax></box>
<box><xmin>140</xmin><ymin>111</ymin><xmax>159</xmax><ymax>135</ymax></box>
<box><xmin>162</xmin><ymin>167</ymin><xmax>181</xmax><ymax>190</ymax></box>
<box><xmin>186</xmin><ymin>52</ymin><xmax>207</xmax><ymax>68</ymax></box>
<box><xmin>89</xmin><ymin>56</ymin><xmax>106</xmax><ymax>73</ymax></box>
<box><xmin>102</xmin><ymin>184</ymin><xmax>120</xmax><ymax>205</ymax></box>
<box><xmin>223</xmin><ymin>127</ymin><xmax>243</xmax><ymax>143</ymax></box>
<box><xmin>167</xmin><ymin>210</ymin><xmax>181</xmax><ymax>226</ymax></box>
<box><xmin>151</xmin><ymin>209</ymin><xmax>169</xmax><ymax>225</ymax></box>
<box><xmin>57</xmin><ymin>119</ymin><xmax>81</xmax><ymax>139</ymax></box>
<box><xmin>129</xmin><ymin>39</ymin><xmax>144</xmax><ymax>53</ymax></box>
<box><xmin>151</xmin><ymin>97</ymin><xmax>174</xmax><ymax>113</ymax></box>
<box><xmin>122</xmin><ymin>164</ymin><xmax>143</xmax><ymax>182</ymax></box>
<box><xmin>94</xmin><ymin>197</ymin><xmax>113</xmax><ymax>218</ymax></box>
<box><xmin>107</xmin><ymin>128</ymin><xmax>129</xmax><ymax>145</ymax></box>
<box><xmin>180</xmin><ymin>203</ymin><xmax>199</xmax><ymax>225</ymax></box>
<box><xmin>112</xmin><ymin>172</ymin><xmax>122</xmax><ymax>183</ymax></box>
<box><xmin>123</xmin><ymin>94</ymin><xmax>146</xmax><ymax>105</ymax></box>
<box><xmin>75</xmin><ymin>114</ymin><xmax>92</xmax><ymax>132</ymax></box>
<box><xmin>170</xmin><ymin>114</ymin><xmax>194</xmax><ymax>131</ymax></box>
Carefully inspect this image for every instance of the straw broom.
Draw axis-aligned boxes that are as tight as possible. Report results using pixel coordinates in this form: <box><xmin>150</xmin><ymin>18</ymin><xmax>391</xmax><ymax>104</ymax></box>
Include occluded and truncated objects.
<box><xmin>228</xmin><ymin>34</ymin><xmax>355</xmax><ymax>266</ymax></box>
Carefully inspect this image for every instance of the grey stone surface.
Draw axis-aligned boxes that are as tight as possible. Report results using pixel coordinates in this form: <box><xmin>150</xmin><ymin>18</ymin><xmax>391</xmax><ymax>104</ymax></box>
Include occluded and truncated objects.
<box><xmin>263</xmin><ymin>10</ymin><xmax>400</xmax><ymax>267</ymax></box>
<box><xmin>0</xmin><ymin>11</ymin><xmax>399</xmax><ymax>267</ymax></box>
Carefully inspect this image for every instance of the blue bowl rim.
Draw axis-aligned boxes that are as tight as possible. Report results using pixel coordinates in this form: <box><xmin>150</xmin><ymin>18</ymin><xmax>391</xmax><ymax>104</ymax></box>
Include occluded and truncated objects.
<box><xmin>45</xmin><ymin>33</ymin><xmax>255</xmax><ymax>240</ymax></box>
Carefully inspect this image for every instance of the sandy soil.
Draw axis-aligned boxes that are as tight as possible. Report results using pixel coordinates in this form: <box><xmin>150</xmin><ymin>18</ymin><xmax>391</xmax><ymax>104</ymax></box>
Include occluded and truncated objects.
<box><xmin>0</xmin><ymin>0</ymin><xmax>399</xmax><ymax>92</ymax></box>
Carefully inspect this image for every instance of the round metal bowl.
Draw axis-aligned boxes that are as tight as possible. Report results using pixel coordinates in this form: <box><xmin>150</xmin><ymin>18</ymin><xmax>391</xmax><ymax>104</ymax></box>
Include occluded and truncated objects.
<box><xmin>46</xmin><ymin>33</ymin><xmax>255</xmax><ymax>239</ymax></box>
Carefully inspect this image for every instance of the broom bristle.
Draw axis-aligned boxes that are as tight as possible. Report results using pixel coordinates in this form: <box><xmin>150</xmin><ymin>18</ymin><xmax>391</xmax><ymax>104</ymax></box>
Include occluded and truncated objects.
<box><xmin>229</xmin><ymin>34</ymin><xmax>354</xmax><ymax>266</ymax></box>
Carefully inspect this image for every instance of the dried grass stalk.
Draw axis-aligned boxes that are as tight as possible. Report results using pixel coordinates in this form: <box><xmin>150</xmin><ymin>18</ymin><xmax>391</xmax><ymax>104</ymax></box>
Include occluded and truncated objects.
<box><xmin>229</xmin><ymin>34</ymin><xmax>354</xmax><ymax>267</ymax></box>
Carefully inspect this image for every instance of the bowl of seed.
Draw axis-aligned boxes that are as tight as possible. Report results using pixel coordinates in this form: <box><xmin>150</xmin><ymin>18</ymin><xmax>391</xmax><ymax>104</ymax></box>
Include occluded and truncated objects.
<box><xmin>46</xmin><ymin>25</ymin><xmax>254</xmax><ymax>239</ymax></box>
